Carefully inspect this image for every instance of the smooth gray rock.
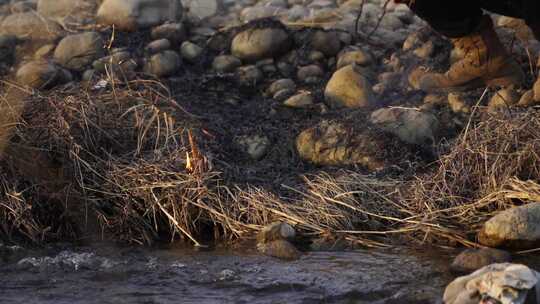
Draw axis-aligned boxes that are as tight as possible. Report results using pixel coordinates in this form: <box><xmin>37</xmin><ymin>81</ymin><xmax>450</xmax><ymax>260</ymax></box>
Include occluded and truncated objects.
<box><xmin>180</xmin><ymin>41</ymin><xmax>203</xmax><ymax>62</ymax></box>
<box><xmin>145</xmin><ymin>39</ymin><xmax>171</xmax><ymax>54</ymax></box>
<box><xmin>37</xmin><ymin>0</ymin><xmax>96</xmax><ymax>21</ymax></box>
<box><xmin>370</xmin><ymin>107</ymin><xmax>440</xmax><ymax>146</ymax></box>
<box><xmin>212</xmin><ymin>55</ymin><xmax>241</xmax><ymax>73</ymax></box>
<box><xmin>0</xmin><ymin>12</ymin><xmax>62</xmax><ymax>42</ymax></box>
<box><xmin>151</xmin><ymin>22</ymin><xmax>186</xmax><ymax>44</ymax></box>
<box><xmin>451</xmin><ymin>248</ymin><xmax>511</xmax><ymax>274</ymax></box>
<box><xmin>231</xmin><ymin>25</ymin><xmax>291</xmax><ymax>62</ymax></box>
<box><xmin>144</xmin><ymin>50</ymin><xmax>181</xmax><ymax>77</ymax></box>
<box><xmin>310</xmin><ymin>30</ymin><xmax>341</xmax><ymax>57</ymax></box>
<box><xmin>97</xmin><ymin>0</ymin><xmax>183</xmax><ymax>31</ymax></box>
<box><xmin>325</xmin><ymin>64</ymin><xmax>375</xmax><ymax>109</ymax></box>
<box><xmin>16</xmin><ymin>60</ymin><xmax>69</xmax><ymax>89</ymax></box>
<box><xmin>54</xmin><ymin>32</ymin><xmax>105</xmax><ymax>71</ymax></box>
<box><xmin>236</xmin><ymin>65</ymin><xmax>263</xmax><ymax>86</ymax></box>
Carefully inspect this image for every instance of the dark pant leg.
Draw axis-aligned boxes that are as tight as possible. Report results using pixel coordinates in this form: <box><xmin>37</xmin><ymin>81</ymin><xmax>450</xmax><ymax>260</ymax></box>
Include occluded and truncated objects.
<box><xmin>479</xmin><ymin>0</ymin><xmax>540</xmax><ymax>39</ymax></box>
<box><xmin>409</xmin><ymin>0</ymin><xmax>483</xmax><ymax>38</ymax></box>
<box><xmin>409</xmin><ymin>0</ymin><xmax>540</xmax><ymax>39</ymax></box>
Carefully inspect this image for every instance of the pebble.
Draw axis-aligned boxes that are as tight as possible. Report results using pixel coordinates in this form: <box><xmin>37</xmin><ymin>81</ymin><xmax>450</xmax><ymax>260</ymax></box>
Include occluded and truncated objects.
<box><xmin>236</xmin><ymin>65</ymin><xmax>264</xmax><ymax>86</ymax></box>
<box><xmin>297</xmin><ymin>65</ymin><xmax>324</xmax><ymax>83</ymax></box>
<box><xmin>151</xmin><ymin>22</ymin><xmax>187</xmax><ymax>44</ymax></box>
<box><xmin>231</xmin><ymin>24</ymin><xmax>292</xmax><ymax>62</ymax></box>
<box><xmin>325</xmin><ymin>64</ymin><xmax>375</xmax><ymax>109</ymax></box>
<box><xmin>237</xmin><ymin>134</ymin><xmax>270</xmax><ymax>160</ymax></box>
<box><xmin>145</xmin><ymin>39</ymin><xmax>171</xmax><ymax>54</ymax></box>
<box><xmin>283</xmin><ymin>92</ymin><xmax>314</xmax><ymax>108</ymax></box>
<box><xmin>144</xmin><ymin>50</ymin><xmax>181</xmax><ymax>78</ymax></box>
<box><xmin>212</xmin><ymin>55</ymin><xmax>242</xmax><ymax>73</ymax></box>
<box><xmin>450</xmin><ymin>248</ymin><xmax>511</xmax><ymax>274</ymax></box>
<box><xmin>180</xmin><ymin>41</ymin><xmax>203</xmax><ymax>62</ymax></box>
<box><xmin>267</xmin><ymin>78</ymin><xmax>296</xmax><ymax>97</ymax></box>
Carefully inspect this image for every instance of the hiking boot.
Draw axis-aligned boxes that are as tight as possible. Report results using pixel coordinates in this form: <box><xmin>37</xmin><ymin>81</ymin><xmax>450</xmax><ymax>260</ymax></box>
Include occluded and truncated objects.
<box><xmin>419</xmin><ymin>15</ymin><xmax>524</xmax><ymax>93</ymax></box>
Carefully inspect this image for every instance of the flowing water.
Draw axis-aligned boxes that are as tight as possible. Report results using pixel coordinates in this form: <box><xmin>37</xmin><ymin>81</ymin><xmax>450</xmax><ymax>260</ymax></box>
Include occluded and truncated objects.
<box><xmin>0</xmin><ymin>242</ymin><xmax>461</xmax><ymax>304</ymax></box>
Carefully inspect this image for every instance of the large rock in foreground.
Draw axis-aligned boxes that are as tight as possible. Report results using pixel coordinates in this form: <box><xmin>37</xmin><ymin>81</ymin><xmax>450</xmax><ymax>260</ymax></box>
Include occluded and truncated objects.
<box><xmin>296</xmin><ymin>120</ymin><xmax>386</xmax><ymax>171</ymax></box>
<box><xmin>0</xmin><ymin>12</ymin><xmax>62</xmax><ymax>42</ymax></box>
<box><xmin>231</xmin><ymin>23</ymin><xmax>292</xmax><ymax>62</ymax></box>
<box><xmin>97</xmin><ymin>0</ymin><xmax>183</xmax><ymax>31</ymax></box>
<box><xmin>54</xmin><ymin>32</ymin><xmax>105</xmax><ymax>71</ymax></box>
<box><xmin>479</xmin><ymin>203</ymin><xmax>540</xmax><ymax>249</ymax></box>
<box><xmin>444</xmin><ymin>263</ymin><xmax>538</xmax><ymax>304</ymax></box>
<box><xmin>325</xmin><ymin>64</ymin><xmax>375</xmax><ymax>109</ymax></box>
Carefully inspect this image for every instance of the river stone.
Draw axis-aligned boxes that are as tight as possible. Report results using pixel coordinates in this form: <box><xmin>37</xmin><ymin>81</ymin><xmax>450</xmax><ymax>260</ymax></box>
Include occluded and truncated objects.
<box><xmin>518</xmin><ymin>90</ymin><xmax>537</xmax><ymax>107</ymax></box>
<box><xmin>337</xmin><ymin>49</ymin><xmax>373</xmax><ymax>69</ymax></box>
<box><xmin>34</xmin><ymin>44</ymin><xmax>55</xmax><ymax>59</ymax></box>
<box><xmin>533</xmin><ymin>77</ymin><xmax>540</xmax><ymax>102</ymax></box>
<box><xmin>151</xmin><ymin>22</ymin><xmax>186</xmax><ymax>44</ymax></box>
<box><xmin>273</xmin><ymin>89</ymin><xmax>295</xmax><ymax>102</ymax></box>
<box><xmin>297</xmin><ymin>65</ymin><xmax>324</xmax><ymax>83</ymax></box>
<box><xmin>325</xmin><ymin>64</ymin><xmax>375</xmax><ymax>109</ymax></box>
<box><xmin>296</xmin><ymin>120</ymin><xmax>386</xmax><ymax>170</ymax></box>
<box><xmin>240</xmin><ymin>6</ymin><xmax>285</xmax><ymax>22</ymax></box>
<box><xmin>488</xmin><ymin>88</ymin><xmax>520</xmax><ymax>111</ymax></box>
<box><xmin>231</xmin><ymin>24</ymin><xmax>292</xmax><ymax>62</ymax></box>
<box><xmin>308</xmin><ymin>50</ymin><xmax>325</xmax><ymax>62</ymax></box>
<box><xmin>180</xmin><ymin>41</ymin><xmax>203</xmax><ymax>62</ymax></box>
<box><xmin>0</xmin><ymin>12</ymin><xmax>62</xmax><ymax>42</ymax></box>
<box><xmin>145</xmin><ymin>39</ymin><xmax>171</xmax><ymax>54</ymax></box>
<box><xmin>212</xmin><ymin>55</ymin><xmax>241</xmax><ymax>73</ymax></box>
<box><xmin>37</xmin><ymin>0</ymin><xmax>96</xmax><ymax>21</ymax></box>
<box><xmin>257</xmin><ymin>239</ymin><xmax>301</xmax><ymax>260</ymax></box>
<box><xmin>257</xmin><ymin>222</ymin><xmax>296</xmax><ymax>244</ymax></box>
<box><xmin>97</xmin><ymin>0</ymin><xmax>183</xmax><ymax>32</ymax></box>
<box><xmin>54</xmin><ymin>32</ymin><xmax>105</xmax><ymax>71</ymax></box>
<box><xmin>237</xmin><ymin>134</ymin><xmax>270</xmax><ymax>160</ymax></box>
<box><xmin>183</xmin><ymin>0</ymin><xmax>220</xmax><ymax>20</ymax></box>
<box><xmin>15</xmin><ymin>60</ymin><xmax>69</xmax><ymax>89</ymax></box>
<box><xmin>267</xmin><ymin>78</ymin><xmax>296</xmax><ymax>97</ymax></box>
<box><xmin>144</xmin><ymin>50</ymin><xmax>181</xmax><ymax>77</ymax></box>
<box><xmin>236</xmin><ymin>65</ymin><xmax>263</xmax><ymax>87</ymax></box>
<box><xmin>92</xmin><ymin>50</ymin><xmax>132</xmax><ymax>72</ymax></box>
<box><xmin>310</xmin><ymin>30</ymin><xmax>341</xmax><ymax>57</ymax></box>
<box><xmin>478</xmin><ymin>203</ymin><xmax>540</xmax><ymax>249</ymax></box>
<box><xmin>450</xmin><ymin>248</ymin><xmax>511</xmax><ymax>274</ymax></box>
<box><xmin>448</xmin><ymin>93</ymin><xmax>470</xmax><ymax>114</ymax></box>
<box><xmin>283</xmin><ymin>92</ymin><xmax>314</xmax><ymax>108</ymax></box>
<box><xmin>370</xmin><ymin>108</ymin><xmax>439</xmax><ymax>146</ymax></box>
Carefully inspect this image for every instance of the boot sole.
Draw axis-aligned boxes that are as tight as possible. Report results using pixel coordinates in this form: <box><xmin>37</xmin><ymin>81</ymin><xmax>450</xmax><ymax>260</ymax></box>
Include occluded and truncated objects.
<box><xmin>421</xmin><ymin>75</ymin><xmax>523</xmax><ymax>94</ymax></box>
<box><xmin>420</xmin><ymin>78</ymin><xmax>485</xmax><ymax>94</ymax></box>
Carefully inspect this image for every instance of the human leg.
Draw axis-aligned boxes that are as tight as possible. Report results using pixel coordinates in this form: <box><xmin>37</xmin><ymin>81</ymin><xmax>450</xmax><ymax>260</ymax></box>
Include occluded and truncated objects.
<box><xmin>405</xmin><ymin>0</ymin><xmax>524</xmax><ymax>92</ymax></box>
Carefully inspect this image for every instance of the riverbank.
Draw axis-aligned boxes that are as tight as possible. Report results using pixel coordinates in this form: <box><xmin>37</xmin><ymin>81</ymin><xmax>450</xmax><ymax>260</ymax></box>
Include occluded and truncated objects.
<box><xmin>1</xmin><ymin>0</ymin><xmax>540</xmax><ymax>255</ymax></box>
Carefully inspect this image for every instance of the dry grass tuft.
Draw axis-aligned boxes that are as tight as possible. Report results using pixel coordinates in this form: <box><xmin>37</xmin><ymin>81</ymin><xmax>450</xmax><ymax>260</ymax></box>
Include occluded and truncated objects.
<box><xmin>3</xmin><ymin>75</ymin><xmax>540</xmax><ymax>249</ymax></box>
<box><xmin>403</xmin><ymin>109</ymin><xmax>540</xmax><ymax>246</ymax></box>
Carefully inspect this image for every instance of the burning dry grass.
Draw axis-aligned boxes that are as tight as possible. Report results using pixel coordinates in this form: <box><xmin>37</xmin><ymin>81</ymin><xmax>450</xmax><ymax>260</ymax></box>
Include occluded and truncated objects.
<box><xmin>2</xmin><ymin>76</ymin><xmax>540</xmax><ymax>248</ymax></box>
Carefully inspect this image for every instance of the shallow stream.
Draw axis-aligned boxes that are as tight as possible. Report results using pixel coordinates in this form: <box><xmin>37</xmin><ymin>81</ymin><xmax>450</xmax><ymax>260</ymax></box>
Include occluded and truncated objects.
<box><xmin>0</xmin><ymin>243</ymin><xmax>463</xmax><ymax>304</ymax></box>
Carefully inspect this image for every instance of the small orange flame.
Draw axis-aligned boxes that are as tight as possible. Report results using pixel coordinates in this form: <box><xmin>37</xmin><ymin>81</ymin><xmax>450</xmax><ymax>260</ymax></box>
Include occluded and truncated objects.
<box><xmin>185</xmin><ymin>151</ymin><xmax>193</xmax><ymax>173</ymax></box>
